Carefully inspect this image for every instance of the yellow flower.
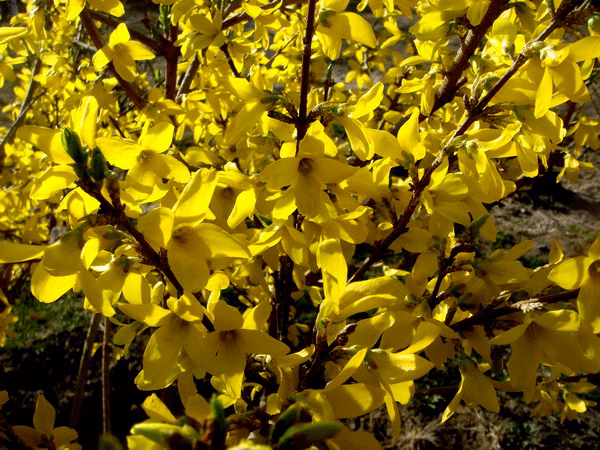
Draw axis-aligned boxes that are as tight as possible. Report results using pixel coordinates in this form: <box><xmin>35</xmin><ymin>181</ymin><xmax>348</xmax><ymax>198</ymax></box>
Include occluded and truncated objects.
<box><xmin>549</xmin><ymin>235</ymin><xmax>600</xmax><ymax>332</ymax></box>
<box><xmin>119</xmin><ymin>293</ymin><xmax>208</xmax><ymax>390</ymax></box>
<box><xmin>137</xmin><ymin>169</ymin><xmax>251</xmax><ymax>293</ymax></box>
<box><xmin>96</xmin><ymin>122</ymin><xmax>190</xmax><ymax>202</ymax></box>
<box><xmin>315</xmin><ymin>0</ymin><xmax>377</xmax><ymax>60</ymax></box>
<box><xmin>92</xmin><ymin>23</ymin><xmax>154</xmax><ymax>82</ymax></box>
<box><xmin>64</xmin><ymin>0</ymin><xmax>124</xmax><ymax>21</ymax></box>
<box><xmin>12</xmin><ymin>395</ymin><xmax>80</xmax><ymax>450</ymax></box>
<box><xmin>260</xmin><ymin>124</ymin><xmax>356</xmax><ymax>220</ymax></box>
<box><xmin>187</xmin><ymin>300</ymin><xmax>289</xmax><ymax>399</ymax></box>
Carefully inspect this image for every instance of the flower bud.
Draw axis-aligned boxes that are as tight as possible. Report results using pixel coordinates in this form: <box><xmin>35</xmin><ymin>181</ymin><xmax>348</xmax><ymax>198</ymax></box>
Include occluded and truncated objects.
<box><xmin>61</xmin><ymin>127</ymin><xmax>87</xmax><ymax>164</ymax></box>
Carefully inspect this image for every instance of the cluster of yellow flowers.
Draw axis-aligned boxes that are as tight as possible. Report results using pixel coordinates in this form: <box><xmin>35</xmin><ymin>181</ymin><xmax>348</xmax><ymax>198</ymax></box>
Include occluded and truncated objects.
<box><xmin>1</xmin><ymin>0</ymin><xmax>600</xmax><ymax>448</ymax></box>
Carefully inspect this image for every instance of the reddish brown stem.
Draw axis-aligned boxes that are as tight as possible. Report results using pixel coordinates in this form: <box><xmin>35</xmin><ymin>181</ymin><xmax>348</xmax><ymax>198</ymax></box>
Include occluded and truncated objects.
<box><xmin>70</xmin><ymin>313</ymin><xmax>101</xmax><ymax>429</ymax></box>
<box><xmin>349</xmin><ymin>2</ymin><xmax>584</xmax><ymax>283</ymax></box>
<box><xmin>79</xmin><ymin>8</ymin><xmax>147</xmax><ymax>110</ymax></box>
<box><xmin>165</xmin><ymin>24</ymin><xmax>180</xmax><ymax>101</ymax></box>
<box><xmin>296</xmin><ymin>0</ymin><xmax>318</xmax><ymax>143</ymax></box>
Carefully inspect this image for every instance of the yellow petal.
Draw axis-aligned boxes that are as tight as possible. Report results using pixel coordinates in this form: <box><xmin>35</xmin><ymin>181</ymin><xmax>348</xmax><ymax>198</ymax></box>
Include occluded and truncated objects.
<box><xmin>238</xmin><ymin>329</ymin><xmax>290</xmax><ymax>356</ymax></box>
<box><xmin>109</xmin><ymin>23</ymin><xmax>130</xmax><ymax>46</ymax></box>
<box><xmin>0</xmin><ymin>27</ymin><xmax>27</xmax><ymax>45</ymax></box>
<box><xmin>567</xmin><ymin>36</ymin><xmax>600</xmax><ymax>62</ymax></box>
<box><xmin>118</xmin><ymin>303</ymin><xmax>174</xmax><ymax>326</ymax></box>
<box><xmin>30</xmin><ymin>166</ymin><xmax>78</xmax><ymax>200</ymax></box>
<box><xmin>352</xmin><ymin>82</ymin><xmax>384</xmax><ymax>119</ymax></box>
<box><xmin>123</xmin><ymin>41</ymin><xmax>155</xmax><ymax>61</ymax></box>
<box><xmin>138</xmin><ymin>207</ymin><xmax>175</xmax><ymax>250</ymax></box>
<box><xmin>16</xmin><ymin>125</ymin><xmax>72</xmax><ymax>165</ymax></box>
<box><xmin>323</xmin><ymin>347</ymin><xmax>368</xmax><ymax>392</ymax></box>
<box><xmin>193</xmin><ymin>223</ymin><xmax>250</xmax><ymax>259</ymax></box>
<box><xmin>260</xmin><ymin>157</ymin><xmax>300</xmax><ymax>189</ymax></box>
<box><xmin>534</xmin><ymin>309</ymin><xmax>580</xmax><ymax>331</ymax></box>
<box><xmin>534</xmin><ymin>67</ymin><xmax>552</xmax><ymax>118</ymax></box>
<box><xmin>167</xmin><ymin>231</ymin><xmax>210</xmax><ymax>293</ymax></box>
<box><xmin>87</xmin><ymin>0</ymin><xmax>124</xmax><ymax>16</ymax></box>
<box><xmin>33</xmin><ymin>395</ymin><xmax>55</xmax><ymax>434</ymax></box>
<box><xmin>324</xmin><ymin>383</ymin><xmax>386</xmax><ymax>419</ymax></box>
<box><xmin>320</xmin><ymin>12</ymin><xmax>376</xmax><ymax>48</ymax></box>
<box><xmin>139</xmin><ymin>324</ymin><xmax>181</xmax><ymax>390</ymax></box>
<box><xmin>173</xmin><ymin>169</ymin><xmax>218</xmax><ymax>227</ymax></box>
<box><xmin>223</xmin><ymin>102</ymin><xmax>269</xmax><ymax>145</ymax></box>
<box><xmin>96</xmin><ymin>137</ymin><xmax>141</xmax><ymax>169</ymax></box>
<box><xmin>141</xmin><ymin>394</ymin><xmax>177</xmax><ymax>422</ymax></box>
<box><xmin>0</xmin><ymin>242</ymin><xmax>47</xmax><ymax>263</ymax></box>
<box><xmin>548</xmin><ymin>256</ymin><xmax>589</xmax><ymax>290</ymax></box>
<box><xmin>140</xmin><ymin>122</ymin><xmax>174</xmax><ymax>152</ymax></box>
<box><xmin>31</xmin><ymin>263</ymin><xmax>76</xmax><ymax>303</ymax></box>
<box><xmin>397</xmin><ymin>109</ymin><xmax>425</xmax><ymax>160</ymax></box>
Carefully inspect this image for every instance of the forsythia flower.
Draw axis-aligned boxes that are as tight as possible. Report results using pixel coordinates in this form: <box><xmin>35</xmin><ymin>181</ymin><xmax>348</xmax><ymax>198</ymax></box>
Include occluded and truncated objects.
<box><xmin>12</xmin><ymin>395</ymin><xmax>81</xmax><ymax>450</ymax></box>
<box><xmin>64</xmin><ymin>0</ymin><xmax>124</xmax><ymax>21</ymax></box>
<box><xmin>549</xmin><ymin>235</ymin><xmax>600</xmax><ymax>332</ymax></box>
<box><xmin>92</xmin><ymin>23</ymin><xmax>154</xmax><ymax>82</ymax></box>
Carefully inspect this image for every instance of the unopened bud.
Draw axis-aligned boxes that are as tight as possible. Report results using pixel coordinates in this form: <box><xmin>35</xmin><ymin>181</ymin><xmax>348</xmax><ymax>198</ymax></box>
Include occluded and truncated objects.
<box><xmin>277</xmin><ymin>422</ymin><xmax>341</xmax><ymax>450</ymax></box>
<box><xmin>62</xmin><ymin>127</ymin><xmax>87</xmax><ymax>164</ymax></box>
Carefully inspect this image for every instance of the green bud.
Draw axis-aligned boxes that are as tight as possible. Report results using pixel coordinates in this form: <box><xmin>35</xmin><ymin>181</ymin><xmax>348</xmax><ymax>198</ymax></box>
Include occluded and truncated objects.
<box><xmin>98</xmin><ymin>433</ymin><xmax>124</xmax><ymax>450</ymax></box>
<box><xmin>70</xmin><ymin>163</ymin><xmax>88</xmax><ymax>180</ymax></box>
<box><xmin>159</xmin><ymin>3</ymin><xmax>170</xmax><ymax>30</ymax></box>
<box><xmin>326</xmin><ymin>63</ymin><xmax>333</xmax><ymax>79</ymax></box>
<box><xmin>317</xmin><ymin>9</ymin><xmax>335</xmax><ymax>27</ymax></box>
<box><xmin>62</xmin><ymin>127</ymin><xmax>87</xmax><ymax>164</ymax></box>
<box><xmin>260</xmin><ymin>95</ymin><xmax>282</xmax><ymax>104</ymax></box>
<box><xmin>269</xmin><ymin>404</ymin><xmax>302</xmax><ymax>444</ymax></box>
<box><xmin>277</xmin><ymin>421</ymin><xmax>341</xmax><ymax>450</ymax></box>
<box><xmin>89</xmin><ymin>147</ymin><xmax>109</xmax><ymax>182</ymax></box>
<box><xmin>130</xmin><ymin>423</ymin><xmax>197</xmax><ymax>446</ymax></box>
<box><xmin>469</xmin><ymin>214</ymin><xmax>490</xmax><ymax>234</ymax></box>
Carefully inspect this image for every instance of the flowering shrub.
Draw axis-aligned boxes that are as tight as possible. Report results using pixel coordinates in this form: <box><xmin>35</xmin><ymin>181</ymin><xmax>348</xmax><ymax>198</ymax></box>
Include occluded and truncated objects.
<box><xmin>1</xmin><ymin>0</ymin><xmax>600</xmax><ymax>448</ymax></box>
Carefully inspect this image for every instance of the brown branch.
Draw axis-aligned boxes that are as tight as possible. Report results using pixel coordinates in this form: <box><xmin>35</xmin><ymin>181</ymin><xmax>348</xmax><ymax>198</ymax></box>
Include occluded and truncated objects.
<box><xmin>220</xmin><ymin>43</ymin><xmax>241</xmax><ymax>77</ymax></box>
<box><xmin>176</xmin><ymin>54</ymin><xmax>200</xmax><ymax>102</ymax></box>
<box><xmin>70</xmin><ymin>313</ymin><xmax>102</xmax><ymax>429</ymax></box>
<box><xmin>451</xmin><ymin>289</ymin><xmax>580</xmax><ymax>332</ymax></box>
<box><xmin>102</xmin><ymin>317</ymin><xmax>112</xmax><ymax>434</ymax></box>
<box><xmin>222</xmin><ymin>0</ymin><xmax>307</xmax><ymax>30</ymax></box>
<box><xmin>348</xmin><ymin>1</ymin><xmax>585</xmax><ymax>283</ymax></box>
<box><xmin>78</xmin><ymin>178</ymin><xmax>214</xmax><ymax>332</ymax></box>
<box><xmin>165</xmin><ymin>24</ymin><xmax>180</xmax><ymax>101</ymax></box>
<box><xmin>79</xmin><ymin>8</ymin><xmax>147</xmax><ymax>110</ymax></box>
<box><xmin>269</xmin><ymin>255</ymin><xmax>294</xmax><ymax>341</ymax></box>
<box><xmin>0</xmin><ymin>56</ymin><xmax>42</xmax><ymax>160</ymax></box>
<box><xmin>300</xmin><ymin>323</ymin><xmax>357</xmax><ymax>390</ymax></box>
<box><xmin>296</xmin><ymin>0</ymin><xmax>318</xmax><ymax>143</ymax></box>
<box><xmin>427</xmin><ymin>0</ymin><xmax>507</xmax><ymax>119</ymax></box>
<box><xmin>86</xmin><ymin>10</ymin><xmax>161</xmax><ymax>53</ymax></box>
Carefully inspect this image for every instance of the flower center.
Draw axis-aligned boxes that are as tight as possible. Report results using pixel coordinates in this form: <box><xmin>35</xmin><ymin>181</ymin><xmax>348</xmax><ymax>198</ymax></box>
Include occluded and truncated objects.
<box><xmin>220</xmin><ymin>329</ymin><xmax>238</xmax><ymax>346</ymax></box>
<box><xmin>222</xmin><ymin>186</ymin><xmax>235</xmax><ymax>200</ymax></box>
<box><xmin>298</xmin><ymin>158</ymin><xmax>313</xmax><ymax>175</ymax></box>
<box><xmin>588</xmin><ymin>260</ymin><xmax>600</xmax><ymax>281</ymax></box>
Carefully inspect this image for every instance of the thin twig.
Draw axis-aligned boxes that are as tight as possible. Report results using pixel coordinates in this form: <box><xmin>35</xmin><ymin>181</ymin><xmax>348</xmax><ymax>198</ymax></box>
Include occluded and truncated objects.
<box><xmin>451</xmin><ymin>289</ymin><xmax>580</xmax><ymax>332</ymax></box>
<box><xmin>296</xmin><ymin>0</ymin><xmax>318</xmax><ymax>143</ymax></box>
<box><xmin>70</xmin><ymin>313</ymin><xmax>102</xmax><ymax>429</ymax></box>
<box><xmin>79</xmin><ymin>8</ymin><xmax>147</xmax><ymax>110</ymax></box>
<box><xmin>220</xmin><ymin>43</ymin><xmax>241</xmax><ymax>77</ymax></box>
<box><xmin>165</xmin><ymin>24</ymin><xmax>180</xmax><ymax>101</ymax></box>
<box><xmin>0</xmin><ymin>56</ymin><xmax>41</xmax><ymax>159</ymax></box>
<box><xmin>176</xmin><ymin>54</ymin><xmax>200</xmax><ymax>102</ymax></box>
<box><xmin>348</xmin><ymin>2</ymin><xmax>585</xmax><ymax>283</ymax></box>
<box><xmin>87</xmin><ymin>10</ymin><xmax>161</xmax><ymax>53</ymax></box>
<box><xmin>102</xmin><ymin>316</ymin><xmax>112</xmax><ymax>434</ymax></box>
